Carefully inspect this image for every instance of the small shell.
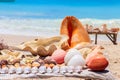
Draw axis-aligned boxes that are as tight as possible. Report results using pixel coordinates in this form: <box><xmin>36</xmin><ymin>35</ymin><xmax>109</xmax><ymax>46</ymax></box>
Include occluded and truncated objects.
<box><xmin>16</xmin><ymin>67</ymin><xmax>23</xmax><ymax>74</ymax></box>
<box><xmin>46</xmin><ymin>67</ymin><xmax>52</xmax><ymax>73</ymax></box>
<box><xmin>0</xmin><ymin>67</ymin><xmax>9</xmax><ymax>74</ymax></box>
<box><xmin>37</xmin><ymin>45</ymin><xmax>48</xmax><ymax>57</ymax></box>
<box><xmin>31</xmin><ymin>67</ymin><xmax>38</xmax><ymax>74</ymax></box>
<box><xmin>0</xmin><ymin>60</ymin><xmax>8</xmax><ymax>65</ymax></box>
<box><xmin>74</xmin><ymin>66</ymin><xmax>82</xmax><ymax>73</ymax></box>
<box><xmin>60</xmin><ymin>66</ymin><xmax>67</xmax><ymax>74</ymax></box>
<box><xmin>66</xmin><ymin>66</ymin><xmax>74</xmax><ymax>73</ymax></box>
<box><xmin>52</xmin><ymin>66</ymin><xmax>59</xmax><ymax>73</ymax></box>
<box><xmin>8</xmin><ymin>66</ymin><xmax>16</xmax><ymax>74</ymax></box>
<box><xmin>32</xmin><ymin>62</ymin><xmax>40</xmax><ymax>67</ymax></box>
<box><xmin>24</xmin><ymin>67</ymin><xmax>31</xmax><ymax>74</ymax></box>
<box><xmin>48</xmin><ymin>44</ymin><xmax>57</xmax><ymax>56</ymax></box>
<box><xmin>39</xmin><ymin>66</ymin><xmax>46</xmax><ymax>74</ymax></box>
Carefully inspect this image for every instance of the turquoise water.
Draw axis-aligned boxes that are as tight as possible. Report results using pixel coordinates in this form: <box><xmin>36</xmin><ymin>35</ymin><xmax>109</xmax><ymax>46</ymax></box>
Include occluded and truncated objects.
<box><xmin>0</xmin><ymin>0</ymin><xmax>120</xmax><ymax>19</ymax></box>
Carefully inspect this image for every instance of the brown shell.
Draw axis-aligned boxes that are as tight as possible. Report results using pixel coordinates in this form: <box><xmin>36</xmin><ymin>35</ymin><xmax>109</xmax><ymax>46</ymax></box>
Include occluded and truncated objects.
<box><xmin>48</xmin><ymin>44</ymin><xmax>57</xmax><ymax>56</ymax></box>
<box><xmin>37</xmin><ymin>46</ymin><xmax>48</xmax><ymax>57</ymax></box>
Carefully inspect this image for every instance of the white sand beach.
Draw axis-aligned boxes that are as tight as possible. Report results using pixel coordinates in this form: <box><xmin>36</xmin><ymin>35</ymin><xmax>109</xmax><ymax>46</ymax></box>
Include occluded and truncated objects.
<box><xmin>0</xmin><ymin>33</ymin><xmax>120</xmax><ymax>80</ymax></box>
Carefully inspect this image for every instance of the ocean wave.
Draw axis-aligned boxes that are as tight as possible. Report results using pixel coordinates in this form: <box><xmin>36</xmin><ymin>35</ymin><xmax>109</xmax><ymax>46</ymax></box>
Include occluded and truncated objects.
<box><xmin>0</xmin><ymin>17</ymin><xmax>120</xmax><ymax>37</ymax></box>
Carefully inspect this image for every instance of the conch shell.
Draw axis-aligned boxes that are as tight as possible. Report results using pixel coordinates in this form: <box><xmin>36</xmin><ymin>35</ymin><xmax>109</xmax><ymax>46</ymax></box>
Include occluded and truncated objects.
<box><xmin>60</xmin><ymin>16</ymin><xmax>91</xmax><ymax>48</ymax></box>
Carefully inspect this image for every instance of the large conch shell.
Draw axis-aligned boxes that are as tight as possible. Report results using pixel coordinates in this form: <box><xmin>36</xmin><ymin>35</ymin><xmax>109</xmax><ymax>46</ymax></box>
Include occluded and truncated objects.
<box><xmin>64</xmin><ymin>48</ymin><xmax>85</xmax><ymax>67</ymax></box>
<box><xmin>17</xmin><ymin>35</ymin><xmax>68</xmax><ymax>56</ymax></box>
<box><xmin>60</xmin><ymin>16</ymin><xmax>91</xmax><ymax>48</ymax></box>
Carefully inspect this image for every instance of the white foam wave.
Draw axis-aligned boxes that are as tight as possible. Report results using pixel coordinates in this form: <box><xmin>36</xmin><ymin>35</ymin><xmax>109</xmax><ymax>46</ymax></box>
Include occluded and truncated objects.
<box><xmin>0</xmin><ymin>17</ymin><xmax>120</xmax><ymax>37</ymax></box>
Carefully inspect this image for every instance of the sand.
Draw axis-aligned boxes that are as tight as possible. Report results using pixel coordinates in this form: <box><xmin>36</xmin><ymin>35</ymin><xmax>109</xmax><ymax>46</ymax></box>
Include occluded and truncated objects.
<box><xmin>0</xmin><ymin>33</ymin><xmax>120</xmax><ymax>80</ymax></box>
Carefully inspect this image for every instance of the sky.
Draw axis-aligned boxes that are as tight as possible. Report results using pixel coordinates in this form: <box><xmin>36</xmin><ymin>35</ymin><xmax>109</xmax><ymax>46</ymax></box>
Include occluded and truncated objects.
<box><xmin>0</xmin><ymin>0</ymin><xmax>120</xmax><ymax>19</ymax></box>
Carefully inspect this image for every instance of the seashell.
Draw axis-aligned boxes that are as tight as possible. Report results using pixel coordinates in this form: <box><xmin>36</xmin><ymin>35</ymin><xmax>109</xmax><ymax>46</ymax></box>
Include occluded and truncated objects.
<box><xmin>46</xmin><ymin>67</ymin><xmax>52</xmax><ymax>73</ymax></box>
<box><xmin>74</xmin><ymin>66</ymin><xmax>82</xmax><ymax>73</ymax></box>
<box><xmin>44</xmin><ymin>64</ymin><xmax>49</xmax><ymax>68</ymax></box>
<box><xmin>52</xmin><ymin>66</ymin><xmax>59</xmax><ymax>73</ymax></box>
<box><xmin>24</xmin><ymin>67</ymin><xmax>31</xmax><ymax>74</ymax></box>
<box><xmin>49</xmin><ymin>63</ymin><xmax>55</xmax><ymax>68</ymax></box>
<box><xmin>9</xmin><ymin>59</ymin><xmax>21</xmax><ymax>65</ymax></box>
<box><xmin>31</xmin><ymin>67</ymin><xmax>38</xmax><ymax>74</ymax></box>
<box><xmin>14</xmin><ymin>63</ymin><xmax>21</xmax><ymax>68</ymax></box>
<box><xmin>66</xmin><ymin>66</ymin><xmax>74</xmax><ymax>73</ymax></box>
<box><xmin>60</xmin><ymin>66</ymin><xmax>67</xmax><ymax>74</ymax></box>
<box><xmin>0</xmin><ymin>67</ymin><xmax>9</xmax><ymax>74</ymax></box>
<box><xmin>60</xmin><ymin>16</ymin><xmax>90</xmax><ymax>48</ymax></box>
<box><xmin>64</xmin><ymin>48</ymin><xmax>80</xmax><ymax>64</ymax></box>
<box><xmin>8</xmin><ymin>66</ymin><xmax>16</xmax><ymax>74</ymax></box>
<box><xmin>79</xmin><ymin>48</ymin><xmax>92</xmax><ymax>59</ymax></box>
<box><xmin>0</xmin><ymin>60</ymin><xmax>8</xmax><ymax>65</ymax></box>
<box><xmin>51</xmin><ymin>49</ymin><xmax>66</xmax><ymax>64</ymax></box>
<box><xmin>17</xmin><ymin>36</ymin><xmax>63</xmax><ymax>56</ymax></box>
<box><xmin>48</xmin><ymin>44</ymin><xmax>57</xmax><ymax>56</ymax></box>
<box><xmin>64</xmin><ymin>48</ymin><xmax>85</xmax><ymax>67</ymax></box>
<box><xmin>39</xmin><ymin>66</ymin><xmax>46</xmax><ymax>74</ymax></box>
<box><xmin>37</xmin><ymin>59</ymin><xmax>45</xmax><ymax>66</ymax></box>
<box><xmin>86</xmin><ymin>51</ymin><xmax>109</xmax><ymax>71</ymax></box>
<box><xmin>32</xmin><ymin>62</ymin><xmax>40</xmax><ymax>68</ymax></box>
<box><xmin>67</xmin><ymin>54</ymin><xmax>85</xmax><ymax>67</ymax></box>
<box><xmin>16</xmin><ymin>67</ymin><xmax>23</xmax><ymax>74</ymax></box>
<box><xmin>37</xmin><ymin>45</ymin><xmax>48</xmax><ymax>57</ymax></box>
<box><xmin>61</xmin><ymin>40</ymin><xmax>70</xmax><ymax>50</ymax></box>
<box><xmin>44</xmin><ymin>56</ymin><xmax>57</xmax><ymax>65</ymax></box>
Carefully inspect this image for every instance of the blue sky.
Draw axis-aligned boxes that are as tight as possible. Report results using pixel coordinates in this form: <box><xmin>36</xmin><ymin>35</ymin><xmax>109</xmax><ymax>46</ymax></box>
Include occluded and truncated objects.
<box><xmin>0</xmin><ymin>0</ymin><xmax>120</xmax><ymax>19</ymax></box>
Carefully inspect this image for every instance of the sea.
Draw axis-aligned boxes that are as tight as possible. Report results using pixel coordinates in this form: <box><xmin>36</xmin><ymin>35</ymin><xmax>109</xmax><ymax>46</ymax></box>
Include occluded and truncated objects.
<box><xmin>0</xmin><ymin>16</ymin><xmax>120</xmax><ymax>42</ymax></box>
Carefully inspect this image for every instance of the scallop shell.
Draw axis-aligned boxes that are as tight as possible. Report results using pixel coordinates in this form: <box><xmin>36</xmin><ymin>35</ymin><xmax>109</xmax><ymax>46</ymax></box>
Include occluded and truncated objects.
<box><xmin>31</xmin><ymin>67</ymin><xmax>38</xmax><ymax>74</ymax></box>
<box><xmin>0</xmin><ymin>67</ymin><xmax>9</xmax><ymax>74</ymax></box>
<box><xmin>46</xmin><ymin>67</ymin><xmax>52</xmax><ymax>73</ymax></box>
<box><xmin>8</xmin><ymin>66</ymin><xmax>16</xmax><ymax>74</ymax></box>
<box><xmin>52</xmin><ymin>66</ymin><xmax>59</xmax><ymax>73</ymax></box>
<box><xmin>16</xmin><ymin>67</ymin><xmax>23</xmax><ymax>74</ymax></box>
<box><xmin>66</xmin><ymin>66</ymin><xmax>74</xmax><ymax>73</ymax></box>
<box><xmin>24</xmin><ymin>67</ymin><xmax>31</xmax><ymax>74</ymax></box>
<box><xmin>39</xmin><ymin>66</ymin><xmax>46</xmax><ymax>74</ymax></box>
<box><xmin>60</xmin><ymin>66</ymin><xmax>67</xmax><ymax>74</ymax></box>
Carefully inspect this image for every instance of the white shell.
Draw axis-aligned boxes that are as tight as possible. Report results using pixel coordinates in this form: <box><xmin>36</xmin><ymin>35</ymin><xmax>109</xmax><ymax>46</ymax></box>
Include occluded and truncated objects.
<box><xmin>24</xmin><ymin>67</ymin><xmax>31</xmax><ymax>74</ymax></box>
<box><xmin>31</xmin><ymin>67</ymin><xmax>38</xmax><ymax>74</ymax></box>
<box><xmin>64</xmin><ymin>48</ymin><xmax>80</xmax><ymax>64</ymax></box>
<box><xmin>66</xmin><ymin>66</ymin><xmax>74</xmax><ymax>73</ymax></box>
<box><xmin>16</xmin><ymin>67</ymin><xmax>23</xmax><ymax>74</ymax></box>
<box><xmin>9</xmin><ymin>67</ymin><xmax>16</xmax><ymax>74</ymax></box>
<box><xmin>39</xmin><ymin>66</ymin><xmax>46</xmax><ymax>74</ymax></box>
<box><xmin>74</xmin><ymin>66</ymin><xmax>82</xmax><ymax>73</ymax></box>
<box><xmin>64</xmin><ymin>48</ymin><xmax>85</xmax><ymax>67</ymax></box>
<box><xmin>67</xmin><ymin>54</ymin><xmax>85</xmax><ymax>66</ymax></box>
<box><xmin>52</xmin><ymin>66</ymin><xmax>59</xmax><ymax>73</ymax></box>
<box><xmin>60</xmin><ymin>66</ymin><xmax>67</xmax><ymax>74</ymax></box>
<box><xmin>46</xmin><ymin>67</ymin><xmax>52</xmax><ymax>73</ymax></box>
<box><xmin>0</xmin><ymin>67</ymin><xmax>9</xmax><ymax>74</ymax></box>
